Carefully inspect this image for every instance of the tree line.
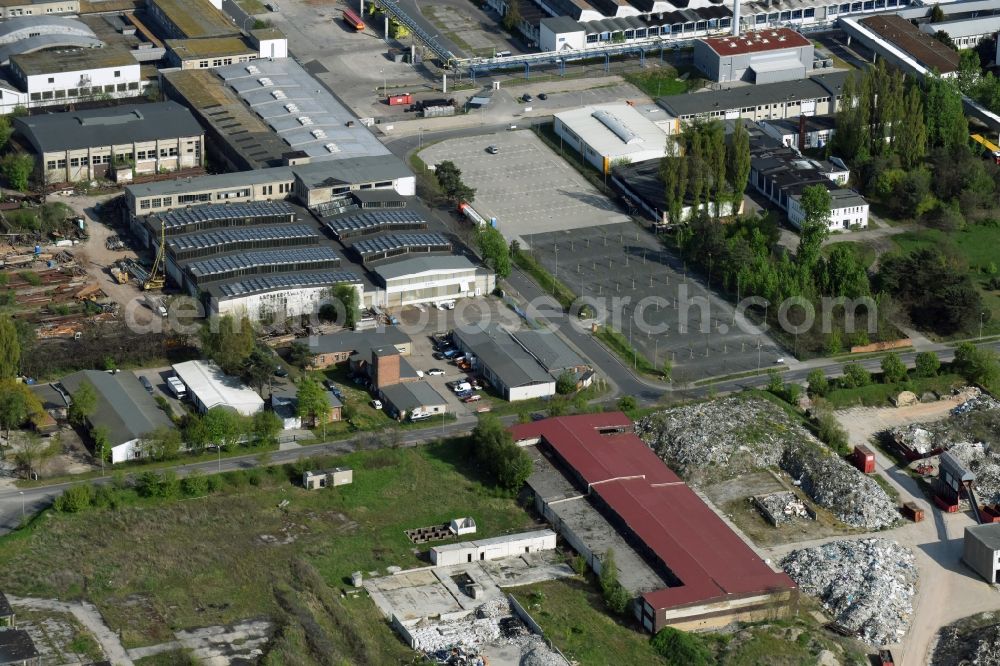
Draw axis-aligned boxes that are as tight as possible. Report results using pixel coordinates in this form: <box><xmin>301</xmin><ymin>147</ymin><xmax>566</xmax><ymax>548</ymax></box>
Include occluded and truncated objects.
<box><xmin>659</xmin><ymin>119</ymin><xmax>751</xmax><ymax>226</ymax></box>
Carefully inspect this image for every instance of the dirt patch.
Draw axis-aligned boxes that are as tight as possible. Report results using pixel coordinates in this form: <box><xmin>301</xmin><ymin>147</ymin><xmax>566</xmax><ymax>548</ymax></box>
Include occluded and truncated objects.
<box><xmin>833</xmin><ymin>391</ymin><xmax>976</xmax><ymax>447</ymax></box>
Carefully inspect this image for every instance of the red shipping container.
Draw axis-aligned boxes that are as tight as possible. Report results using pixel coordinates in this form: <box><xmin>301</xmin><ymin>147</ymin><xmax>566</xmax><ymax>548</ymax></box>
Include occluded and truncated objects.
<box><xmin>387</xmin><ymin>93</ymin><xmax>412</xmax><ymax>106</ymax></box>
<box><xmin>852</xmin><ymin>445</ymin><xmax>876</xmax><ymax>474</ymax></box>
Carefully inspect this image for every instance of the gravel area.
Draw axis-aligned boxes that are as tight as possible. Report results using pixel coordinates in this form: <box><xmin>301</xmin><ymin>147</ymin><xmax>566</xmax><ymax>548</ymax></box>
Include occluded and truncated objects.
<box><xmin>781</xmin><ymin>538</ymin><xmax>917</xmax><ymax>646</ymax></box>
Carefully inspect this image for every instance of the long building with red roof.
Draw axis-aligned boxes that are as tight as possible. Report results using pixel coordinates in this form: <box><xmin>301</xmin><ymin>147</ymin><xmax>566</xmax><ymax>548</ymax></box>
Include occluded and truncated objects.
<box><xmin>512</xmin><ymin>413</ymin><xmax>796</xmax><ymax>633</ymax></box>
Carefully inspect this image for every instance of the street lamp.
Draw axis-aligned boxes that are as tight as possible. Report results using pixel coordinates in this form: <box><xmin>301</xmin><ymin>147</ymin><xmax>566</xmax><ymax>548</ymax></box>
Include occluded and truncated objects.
<box><xmin>980</xmin><ymin>311</ymin><xmax>986</xmax><ymax>340</ymax></box>
<box><xmin>19</xmin><ymin>491</ymin><xmax>24</xmax><ymax>518</ymax></box>
<box><xmin>379</xmin><ymin>68</ymin><xmax>386</xmax><ymax>97</ymax></box>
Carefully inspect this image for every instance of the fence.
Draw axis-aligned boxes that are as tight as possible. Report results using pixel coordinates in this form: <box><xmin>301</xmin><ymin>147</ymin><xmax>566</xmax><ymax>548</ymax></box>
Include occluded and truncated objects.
<box><xmin>507</xmin><ymin>594</ymin><xmax>571</xmax><ymax>665</ymax></box>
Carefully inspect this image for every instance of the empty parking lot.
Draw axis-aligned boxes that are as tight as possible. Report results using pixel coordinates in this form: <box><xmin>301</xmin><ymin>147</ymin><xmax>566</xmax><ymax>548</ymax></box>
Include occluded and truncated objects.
<box><xmin>419</xmin><ymin>130</ymin><xmax>630</xmax><ymax>246</ymax></box>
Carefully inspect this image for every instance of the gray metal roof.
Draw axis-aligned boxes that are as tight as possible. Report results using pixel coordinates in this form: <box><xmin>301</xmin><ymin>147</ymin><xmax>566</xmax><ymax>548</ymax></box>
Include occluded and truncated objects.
<box><xmin>292</xmin><ymin>156</ymin><xmax>413</xmax><ymax>188</ymax></box>
<box><xmin>216</xmin><ymin>58</ymin><xmax>390</xmax><ymax>162</ymax></box>
<box><xmin>924</xmin><ymin>15</ymin><xmax>1000</xmax><ymax>38</ymax></box>
<box><xmin>0</xmin><ymin>34</ymin><xmax>103</xmax><ymax>65</ymax></box>
<box><xmin>0</xmin><ymin>15</ymin><xmax>94</xmax><ymax>43</ymax></box>
<box><xmin>351</xmin><ymin>233</ymin><xmax>451</xmax><ymax>260</ymax></box>
<box><xmin>15</xmin><ymin>102</ymin><xmax>203</xmax><ymax>154</ymax></box>
<box><xmin>127</xmin><ymin>167</ymin><xmax>294</xmax><ymax>199</ymax></box>
<box><xmin>380</xmin><ymin>381</ymin><xmax>448</xmax><ymax>413</ymax></box>
<box><xmin>212</xmin><ymin>271</ymin><xmax>360</xmax><ymax>298</ymax></box>
<box><xmin>324</xmin><ymin>209</ymin><xmax>427</xmax><ymax>238</ymax></box>
<box><xmin>186</xmin><ymin>246</ymin><xmax>340</xmax><ymax>279</ymax></box>
<box><xmin>154</xmin><ymin>200</ymin><xmax>297</xmax><ymax>231</ymax></box>
<box><xmin>167</xmin><ymin>224</ymin><xmax>319</xmax><ymax>253</ymax></box>
<box><xmin>511</xmin><ymin>328</ymin><xmax>587</xmax><ymax>375</ymax></box>
<box><xmin>453</xmin><ymin>323</ymin><xmax>555</xmax><ymax>389</ymax></box>
<box><xmin>967</xmin><ymin>523</ymin><xmax>1000</xmax><ymax>550</ymax></box>
<box><xmin>657</xmin><ymin>71</ymin><xmax>849</xmax><ymax>117</ymax></box>
<box><xmin>310</xmin><ymin>326</ymin><xmax>410</xmax><ymax>354</ymax></box>
<box><xmin>60</xmin><ymin>370</ymin><xmax>174</xmax><ymax>447</ymax></box>
<box><xmin>373</xmin><ymin>255</ymin><xmax>477</xmax><ymax>282</ymax></box>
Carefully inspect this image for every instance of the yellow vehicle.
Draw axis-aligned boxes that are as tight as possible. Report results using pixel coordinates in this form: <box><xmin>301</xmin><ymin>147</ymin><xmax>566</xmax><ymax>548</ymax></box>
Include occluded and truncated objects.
<box><xmin>970</xmin><ymin>134</ymin><xmax>1000</xmax><ymax>164</ymax></box>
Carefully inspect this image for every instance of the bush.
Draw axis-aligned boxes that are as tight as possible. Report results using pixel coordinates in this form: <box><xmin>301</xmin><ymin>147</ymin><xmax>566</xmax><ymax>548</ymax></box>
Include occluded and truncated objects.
<box><xmin>555</xmin><ymin>371</ymin><xmax>577</xmax><ymax>395</ymax></box>
<box><xmin>651</xmin><ymin>627</ymin><xmax>713</xmax><ymax>666</ymax></box>
<box><xmin>880</xmin><ymin>352</ymin><xmax>908</xmax><ymax>384</ymax></box>
<box><xmin>840</xmin><ymin>363</ymin><xmax>871</xmax><ymax>388</ymax></box>
<box><xmin>181</xmin><ymin>473</ymin><xmax>208</xmax><ymax>497</ymax></box>
<box><xmin>90</xmin><ymin>485</ymin><xmax>121</xmax><ymax>509</ymax></box>
<box><xmin>807</xmin><ymin>369</ymin><xmax>829</xmax><ymax>396</ymax></box>
<box><xmin>914</xmin><ymin>351</ymin><xmax>941</xmax><ymax>378</ymax></box>
<box><xmin>55</xmin><ymin>484</ymin><xmax>93</xmax><ymax>513</ymax></box>
<box><xmin>816</xmin><ymin>408</ymin><xmax>850</xmax><ymax>455</ymax></box>
<box><xmin>616</xmin><ymin>395</ymin><xmax>637</xmax><ymax>412</ymax></box>
<box><xmin>205</xmin><ymin>474</ymin><xmax>224</xmax><ymax>493</ymax></box>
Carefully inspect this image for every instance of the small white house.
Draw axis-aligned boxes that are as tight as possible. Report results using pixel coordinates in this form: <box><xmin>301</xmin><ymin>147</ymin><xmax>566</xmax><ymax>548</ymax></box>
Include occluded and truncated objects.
<box><xmin>302</xmin><ymin>467</ymin><xmax>353</xmax><ymax>490</ymax></box>
<box><xmin>429</xmin><ymin>529</ymin><xmax>557</xmax><ymax>567</ymax></box>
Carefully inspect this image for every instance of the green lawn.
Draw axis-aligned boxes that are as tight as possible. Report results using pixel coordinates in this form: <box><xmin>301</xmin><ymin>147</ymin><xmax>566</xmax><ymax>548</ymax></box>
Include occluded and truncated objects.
<box><xmin>623</xmin><ymin>66</ymin><xmax>698</xmax><ymax>97</ymax></box>
<box><xmin>822</xmin><ymin>373</ymin><xmax>965</xmax><ymax>409</ymax></box>
<box><xmin>0</xmin><ymin>440</ymin><xmax>534</xmax><ymax>652</ymax></box>
<box><xmin>891</xmin><ymin>224</ymin><xmax>1000</xmax><ymax>337</ymax></box>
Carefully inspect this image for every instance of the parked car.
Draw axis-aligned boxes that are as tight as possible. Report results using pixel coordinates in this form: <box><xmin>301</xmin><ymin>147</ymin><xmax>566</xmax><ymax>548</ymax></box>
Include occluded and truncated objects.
<box><xmin>427</xmin><ymin>368</ymin><xmax>445</xmax><ymax>376</ymax></box>
<box><xmin>537</xmin><ymin>93</ymin><xmax>548</xmax><ymax>100</ymax></box>
<box><xmin>521</xmin><ymin>94</ymin><xmax>533</xmax><ymax>103</ymax></box>
<box><xmin>455</xmin><ymin>390</ymin><xmax>473</xmax><ymax>399</ymax></box>
<box><xmin>370</xmin><ymin>399</ymin><xmax>383</xmax><ymax>410</ymax></box>
<box><xmin>274</xmin><ymin>366</ymin><xmax>288</xmax><ymax>378</ymax></box>
<box><xmin>433</xmin><ymin>352</ymin><xmax>445</xmax><ymax>360</ymax></box>
<box><xmin>452</xmin><ymin>382</ymin><xmax>472</xmax><ymax>393</ymax></box>
<box><xmin>463</xmin><ymin>394</ymin><xmax>481</xmax><ymax>403</ymax></box>
<box><xmin>487</xmin><ymin>145</ymin><xmax>499</xmax><ymax>154</ymax></box>
<box><xmin>139</xmin><ymin>376</ymin><xmax>154</xmax><ymax>394</ymax></box>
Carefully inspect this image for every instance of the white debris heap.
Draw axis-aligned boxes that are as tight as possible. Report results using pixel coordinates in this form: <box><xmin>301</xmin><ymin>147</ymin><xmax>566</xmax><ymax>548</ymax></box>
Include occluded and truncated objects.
<box><xmin>636</xmin><ymin>396</ymin><xmax>899</xmax><ymax>529</ymax></box>
<box><xmin>948</xmin><ymin>441</ymin><xmax>1000</xmax><ymax>505</ymax></box>
<box><xmin>781</xmin><ymin>538</ymin><xmax>917</xmax><ymax>646</ymax></box>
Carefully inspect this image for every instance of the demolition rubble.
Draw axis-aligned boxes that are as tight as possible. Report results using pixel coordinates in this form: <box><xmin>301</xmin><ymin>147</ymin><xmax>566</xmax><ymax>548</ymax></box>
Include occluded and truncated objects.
<box><xmin>932</xmin><ymin>614</ymin><xmax>1000</xmax><ymax>666</ymax></box>
<box><xmin>781</xmin><ymin>538</ymin><xmax>917</xmax><ymax>646</ymax></box>
<box><xmin>636</xmin><ymin>396</ymin><xmax>899</xmax><ymax>529</ymax></box>
<box><xmin>947</xmin><ymin>442</ymin><xmax>1000</xmax><ymax>505</ymax></box>
<box><xmin>886</xmin><ymin>389</ymin><xmax>1000</xmax><ymax>460</ymax></box>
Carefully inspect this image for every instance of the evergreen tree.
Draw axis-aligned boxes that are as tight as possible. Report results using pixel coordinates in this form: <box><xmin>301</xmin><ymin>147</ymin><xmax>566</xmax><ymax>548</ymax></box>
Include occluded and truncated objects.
<box><xmin>726</xmin><ymin>120</ymin><xmax>751</xmax><ymax>209</ymax></box>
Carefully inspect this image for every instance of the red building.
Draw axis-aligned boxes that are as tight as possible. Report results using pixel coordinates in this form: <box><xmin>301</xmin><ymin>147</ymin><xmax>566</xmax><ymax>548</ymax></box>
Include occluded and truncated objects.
<box><xmin>512</xmin><ymin>413</ymin><xmax>797</xmax><ymax>633</ymax></box>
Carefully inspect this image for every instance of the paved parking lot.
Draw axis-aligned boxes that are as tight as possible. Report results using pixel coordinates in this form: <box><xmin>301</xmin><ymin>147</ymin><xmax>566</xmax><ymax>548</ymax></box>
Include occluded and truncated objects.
<box><xmin>522</xmin><ymin>223</ymin><xmax>786</xmax><ymax>380</ymax></box>
<box><xmin>420</xmin><ymin>130</ymin><xmax>630</xmax><ymax>246</ymax></box>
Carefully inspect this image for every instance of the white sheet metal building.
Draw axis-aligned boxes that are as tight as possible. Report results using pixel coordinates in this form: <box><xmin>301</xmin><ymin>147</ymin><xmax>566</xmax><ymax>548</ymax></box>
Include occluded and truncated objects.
<box><xmin>553</xmin><ymin>103</ymin><xmax>678</xmax><ymax>174</ymax></box>
<box><xmin>172</xmin><ymin>360</ymin><xmax>264</xmax><ymax>416</ymax></box>
<box><xmin>429</xmin><ymin>529</ymin><xmax>557</xmax><ymax>566</ymax></box>
<box><xmin>693</xmin><ymin>28</ymin><xmax>813</xmax><ymax>83</ymax></box>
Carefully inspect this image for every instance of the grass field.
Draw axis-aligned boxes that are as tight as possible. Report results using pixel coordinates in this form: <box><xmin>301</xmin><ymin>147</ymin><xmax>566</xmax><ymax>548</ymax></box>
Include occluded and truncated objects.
<box><xmin>891</xmin><ymin>224</ymin><xmax>1000</xmax><ymax>337</ymax></box>
<box><xmin>623</xmin><ymin>66</ymin><xmax>699</xmax><ymax>97</ymax></box>
<box><xmin>822</xmin><ymin>241</ymin><xmax>877</xmax><ymax>270</ymax></box>
<box><xmin>0</xmin><ymin>440</ymin><xmax>535</xmax><ymax>652</ymax></box>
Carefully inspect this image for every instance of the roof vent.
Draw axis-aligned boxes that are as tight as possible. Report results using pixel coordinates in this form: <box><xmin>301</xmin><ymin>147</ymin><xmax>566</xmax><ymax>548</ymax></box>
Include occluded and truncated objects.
<box><xmin>246</xmin><ymin>65</ymin><xmax>260</xmax><ymax>74</ymax></box>
<box><xmin>284</xmin><ymin>102</ymin><xmax>299</xmax><ymax>112</ymax></box>
<box><xmin>297</xmin><ymin>116</ymin><xmax>313</xmax><ymax>125</ymax></box>
<box><xmin>311</xmin><ymin>129</ymin><xmax>327</xmax><ymax>139</ymax></box>
<box><xmin>258</xmin><ymin>77</ymin><xmax>273</xmax><ymax>86</ymax></box>
<box><xmin>325</xmin><ymin>142</ymin><xmax>340</xmax><ymax>153</ymax></box>
<box><xmin>271</xmin><ymin>89</ymin><xmax>286</xmax><ymax>100</ymax></box>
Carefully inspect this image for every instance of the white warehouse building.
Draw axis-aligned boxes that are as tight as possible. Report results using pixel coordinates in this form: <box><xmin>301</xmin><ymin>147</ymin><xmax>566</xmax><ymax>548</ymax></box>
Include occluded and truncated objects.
<box><xmin>429</xmin><ymin>529</ymin><xmax>558</xmax><ymax>566</ymax></box>
<box><xmin>172</xmin><ymin>360</ymin><xmax>264</xmax><ymax>416</ymax></box>
<box><xmin>553</xmin><ymin>103</ymin><xmax>678</xmax><ymax>174</ymax></box>
<box><xmin>371</xmin><ymin>255</ymin><xmax>495</xmax><ymax>309</ymax></box>
<box><xmin>693</xmin><ymin>28</ymin><xmax>814</xmax><ymax>83</ymax></box>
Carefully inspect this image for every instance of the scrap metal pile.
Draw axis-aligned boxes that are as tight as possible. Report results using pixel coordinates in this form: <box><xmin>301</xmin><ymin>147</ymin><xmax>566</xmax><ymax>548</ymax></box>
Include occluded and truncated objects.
<box><xmin>636</xmin><ymin>396</ymin><xmax>899</xmax><ymax>529</ymax></box>
<box><xmin>948</xmin><ymin>442</ymin><xmax>1000</xmax><ymax>505</ymax></box>
<box><xmin>752</xmin><ymin>491</ymin><xmax>810</xmax><ymax>526</ymax></box>
<box><xmin>887</xmin><ymin>389</ymin><xmax>1000</xmax><ymax>458</ymax></box>
<box><xmin>781</xmin><ymin>538</ymin><xmax>917</xmax><ymax>646</ymax></box>
<box><xmin>932</xmin><ymin>615</ymin><xmax>1000</xmax><ymax>666</ymax></box>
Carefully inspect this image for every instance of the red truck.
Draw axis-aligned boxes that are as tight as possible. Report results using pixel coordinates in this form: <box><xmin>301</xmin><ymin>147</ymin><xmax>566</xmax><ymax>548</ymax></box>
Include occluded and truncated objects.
<box><xmin>387</xmin><ymin>93</ymin><xmax>412</xmax><ymax>106</ymax></box>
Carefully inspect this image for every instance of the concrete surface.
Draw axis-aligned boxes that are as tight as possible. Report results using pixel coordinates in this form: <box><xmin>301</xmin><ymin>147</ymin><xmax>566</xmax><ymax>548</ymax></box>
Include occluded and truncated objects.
<box><xmin>8</xmin><ymin>595</ymin><xmax>133</xmax><ymax>666</ymax></box>
<box><xmin>419</xmin><ymin>130</ymin><xmax>630</xmax><ymax>245</ymax></box>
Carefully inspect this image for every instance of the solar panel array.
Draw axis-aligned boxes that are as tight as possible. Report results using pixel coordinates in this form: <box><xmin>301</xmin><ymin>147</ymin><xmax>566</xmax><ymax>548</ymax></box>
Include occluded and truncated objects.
<box><xmin>351</xmin><ymin>233</ymin><xmax>451</xmax><ymax>262</ymax></box>
<box><xmin>168</xmin><ymin>224</ymin><xmax>320</xmax><ymax>254</ymax></box>
<box><xmin>155</xmin><ymin>201</ymin><xmax>296</xmax><ymax>232</ymax></box>
<box><xmin>187</xmin><ymin>246</ymin><xmax>340</xmax><ymax>280</ymax></box>
<box><xmin>217</xmin><ymin>271</ymin><xmax>361</xmax><ymax>297</ymax></box>
<box><xmin>324</xmin><ymin>209</ymin><xmax>427</xmax><ymax>240</ymax></box>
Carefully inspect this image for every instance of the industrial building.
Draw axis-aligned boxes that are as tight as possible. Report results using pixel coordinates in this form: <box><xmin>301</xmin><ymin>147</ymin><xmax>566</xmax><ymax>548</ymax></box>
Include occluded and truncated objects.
<box><xmin>371</xmin><ymin>256</ymin><xmax>494</xmax><ymax>309</ymax></box>
<box><xmin>452</xmin><ymin>323</ymin><xmax>589</xmax><ymax>401</ymax></box>
<box><xmin>429</xmin><ymin>530</ymin><xmax>558</xmax><ymax>566</ymax></box>
<box><xmin>552</xmin><ymin>103</ymin><xmax>678</xmax><ymax>173</ymax></box>
<box><xmin>512</xmin><ymin>413</ymin><xmax>797</xmax><ymax>633</ymax></box>
<box><xmin>0</xmin><ymin>0</ymin><xmax>78</xmax><ymax>18</ymax></box>
<box><xmin>963</xmin><ymin>524</ymin><xmax>1000</xmax><ymax>583</ymax></box>
<box><xmin>920</xmin><ymin>15</ymin><xmax>1000</xmax><ymax>50</ymax></box>
<box><xmin>171</xmin><ymin>360</ymin><xmax>264</xmax><ymax>416</ymax></box>
<box><xmin>657</xmin><ymin>71</ymin><xmax>849</xmax><ymax>122</ymax></box>
<box><xmin>759</xmin><ymin>114</ymin><xmax>836</xmax><ymax>150</ymax></box>
<box><xmin>612</xmin><ymin>158</ymin><xmax>744</xmax><ymax>225</ymax></box>
<box><xmin>379</xmin><ymin>381</ymin><xmax>449</xmax><ymax>421</ymax></box>
<box><xmin>6</xmin><ymin>45</ymin><xmax>144</xmax><ymax>112</ymax></box>
<box><xmin>15</xmin><ymin>101</ymin><xmax>204</xmax><ymax>184</ymax></box>
<box><xmin>146</xmin><ymin>0</ymin><xmax>240</xmax><ymax>39</ymax></box>
<box><xmin>748</xmin><ymin>126</ymin><xmax>868</xmax><ymax>230</ymax></box>
<box><xmin>163</xmin><ymin>58</ymin><xmax>393</xmax><ymax>171</ymax></box>
<box><xmin>693</xmin><ymin>28</ymin><xmax>813</xmax><ymax>83</ymax></box>
<box><xmin>307</xmin><ymin>327</ymin><xmax>412</xmax><ymax>368</ymax></box>
<box><xmin>166</xmin><ymin>28</ymin><xmax>287</xmax><ymax>69</ymax></box>
<box><xmin>0</xmin><ymin>16</ymin><xmax>101</xmax><ymax>65</ymax></box>
<box><xmin>839</xmin><ymin>14</ymin><xmax>960</xmax><ymax>78</ymax></box>
<box><xmin>59</xmin><ymin>370</ymin><xmax>175</xmax><ymax>464</ymax></box>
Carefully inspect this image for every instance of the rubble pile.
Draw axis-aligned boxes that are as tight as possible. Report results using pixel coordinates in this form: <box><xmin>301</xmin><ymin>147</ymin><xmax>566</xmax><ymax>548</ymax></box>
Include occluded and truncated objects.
<box><xmin>782</xmin><ymin>444</ymin><xmax>900</xmax><ymax>530</ymax></box>
<box><xmin>635</xmin><ymin>396</ymin><xmax>809</xmax><ymax>480</ymax></box>
<box><xmin>948</xmin><ymin>442</ymin><xmax>1000</xmax><ymax>505</ymax></box>
<box><xmin>781</xmin><ymin>538</ymin><xmax>917</xmax><ymax>646</ymax></box>
<box><xmin>887</xmin><ymin>389</ymin><xmax>1000</xmax><ymax>458</ymax></box>
<box><xmin>890</xmin><ymin>424</ymin><xmax>940</xmax><ymax>456</ymax></box>
<box><xmin>637</xmin><ymin>396</ymin><xmax>898</xmax><ymax>529</ymax></box>
<box><xmin>931</xmin><ymin>615</ymin><xmax>1000</xmax><ymax>666</ymax></box>
<box><xmin>753</xmin><ymin>491</ymin><xmax>810</xmax><ymax>525</ymax></box>
<box><xmin>520</xmin><ymin>636</ymin><xmax>567</xmax><ymax>666</ymax></box>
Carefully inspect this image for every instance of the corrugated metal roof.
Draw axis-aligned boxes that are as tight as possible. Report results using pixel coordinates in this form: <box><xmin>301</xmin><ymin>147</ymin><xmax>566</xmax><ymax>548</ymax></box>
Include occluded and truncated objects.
<box><xmin>214</xmin><ymin>270</ymin><xmax>359</xmax><ymax>297</ymax></box>
<box><xmin>154</xmin><ymin>201</ymin><xmax>297</xmax><ymax>231</ymax></box>
<box><xmin>351</xmin><ymin>232</ymin><xmax>451</xmax><ymax>259</ymax></box>
<box><xmin>60</xmin><ymin>370</ymin><xmax>174</xmax><ymax>447</ymax></box>
<box><xmin>186</xmin><ymin>246</ymin><xmax>340</xmax><ymax>278</ymax></box>
<box><xmin>324</xmin><ymin>209</ymin><xmax>426</xmax><ymax>238</ymax></box>
<box><xmin>511</xmin><ymin>414</ymin><xmax>796</xmax><ymax>611</ymax></box>
<box><xmin>167</xmin><ymin>224</ymin><xmax>318</xmax><ymax>252</ymax></box>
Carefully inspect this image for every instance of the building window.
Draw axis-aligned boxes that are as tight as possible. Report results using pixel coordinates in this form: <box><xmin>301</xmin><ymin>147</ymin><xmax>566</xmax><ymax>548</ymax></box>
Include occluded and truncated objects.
<box><xmin>46</xmin><ymin>160</ymin><xmax>56</xmax><ymax>169</ymax></box>
<box><xmin>54</xmin><ymin>90</ymin><xmax>65</xmax><ymax>98</ymax></box>
<box><xmin>168</xmin><ymin>147</ymin><xmax>178</xmax><ymax>156</ymax></box>
<box><xmin>117</xmin><ymin>83</ymin><xmax>127</xmax><ymax>92</ymax></box>
<box><xmin>128</xmin><ymin>82</ymin><xmax>138</xmax><ymax>90</ymax></box>
<box><xmin>47</xmin><ymin>77</ymin><xmax>54</xmax><ymax>83</ymax></box>
<box><xmin>163</xmin><ymin>196</ymin><xmax>172</xmax><ymax>207</ymax></box>
<box><xmin>199</xmin><ymin>60</ymin><xmax>209</xmax><ymax>68</ymax></box>
<box><xmin>139</xmin><ymin>199</ymin><xmax>151</xmax><ymax>210</ymax></box>
<box><xmin>150</xmin><ymin>198</ymin><xmax>161</xmax><ymax>208</ymax></box>
<box><xmin>114</xmin><ymin>70</ymin><xmax>121</xmax><ymax>78</ymax></box>
<box><xmin>68</xmin><ymin>88</ymin><xmax>78</xmax><ymax>96</ymax></box>
<box><xmin>56</xmin><ymin>158</ymin><xmax>66</xmax><ymax>168</ymax></box>
<box><xmin>70</xmin><ymin>157</ymin><xmax>80</xmax><ymax>167</ymax></box>
<box><xmin>41</xmin><ymin>91</ymin><xmax>52</xmax><ymax>100</ymax></box>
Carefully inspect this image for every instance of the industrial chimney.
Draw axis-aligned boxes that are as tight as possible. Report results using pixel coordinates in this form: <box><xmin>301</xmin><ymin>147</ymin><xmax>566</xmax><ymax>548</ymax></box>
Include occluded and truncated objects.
<box><xmin>732</xmin><ymin>0</ymin><xmax>741</xmax><ymax>36</ymax></box>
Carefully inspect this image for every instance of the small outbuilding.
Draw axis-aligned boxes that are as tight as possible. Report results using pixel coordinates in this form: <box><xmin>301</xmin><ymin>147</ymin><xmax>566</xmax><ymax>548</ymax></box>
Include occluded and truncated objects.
<box><xmin>450</xmin><ymin>517</ymin><xmax>477</xmax><ymax>536</ymax></box>
<box><xmin>429</xmin><ymin>529</ymin><xmax>557</xmax><ymax>567</ymax></box>
<box><xmin>963</xmin><ymin>523</ymin><xmax>1000</xmax><ymax>583</ymax></box>
<box><xmin>302</xmin><ymin>467</ymin><xmax>353</xmax><ymax>490</ymax></box>
<box><xmin>0</xmin><ymin>629</ymin><xmax>40</xmax><ymax>666</ymax></box>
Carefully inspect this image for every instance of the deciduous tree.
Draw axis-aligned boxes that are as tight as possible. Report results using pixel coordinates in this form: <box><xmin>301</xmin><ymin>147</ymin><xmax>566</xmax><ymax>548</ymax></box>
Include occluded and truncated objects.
<box><xmin>296</xmin><ymin>377</ymin><xmax>330</xmax><ymax>437</ymax></box>
<box><xmin>0</xmin><ymin>314</ymin><xmax>20</xmax><ymax>379</ymax></box>
<box><xmin>67</xmin><ymin>379</ymin><xmax>97</xmax><ymax>426</ymax></box>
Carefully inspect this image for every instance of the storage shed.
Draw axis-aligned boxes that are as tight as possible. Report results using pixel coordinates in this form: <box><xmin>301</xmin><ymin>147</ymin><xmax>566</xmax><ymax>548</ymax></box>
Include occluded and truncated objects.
<box><xmin>302</xmin><ymin>467</ymin><xmax>353</xmax><ymax>490</ymax></box>
<box><xmin>429</xmin><ymin>529</ymin><xmax>557</xmax><ymax>566</ymax></box>
<box><xmin>963</xmin><ymin>523</ymin><xmax>1000</xmax><ymax>583</ymax></box>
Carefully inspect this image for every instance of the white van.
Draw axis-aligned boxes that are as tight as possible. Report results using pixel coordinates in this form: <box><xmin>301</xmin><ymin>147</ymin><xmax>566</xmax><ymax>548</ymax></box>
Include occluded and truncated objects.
<box><xmin>166</xmin><ymin>376</ymin><xmax>186</xmax><ymax>399</ymax></box>
<box><xmin>452</xmin><ymin>382</ymin><xmax>472</xmax><ymax>393</ymax></box>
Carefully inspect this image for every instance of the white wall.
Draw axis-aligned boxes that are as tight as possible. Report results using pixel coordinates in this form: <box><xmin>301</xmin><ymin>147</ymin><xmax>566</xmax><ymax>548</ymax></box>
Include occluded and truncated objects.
<box><xmin>540</xmin><ymin>24</ymin><xmax>586</xmax><ymax>51</ymax></box>
<box><xmin>430</xmin><ymin>531</ymin><xmax>557</xmax><ymax>566</ymax></box>
<box><xmin>22</xmin><ymin>63</ymin><xmax>143</xmax><ymax>107</ymax></box>
<box><xmin>787</xmin><ymin>196</ymin><xmax>868</xmax><ymax>230</ymax></box>
<box><xmin>381</xmin><ymin>269</ymin><xmax>483</xmax><ymax>307</ymax></box>
<box><xmin>256</xmin><ymin>37</ymin><xmax>288</xmax><ymax>59</ymax></box>
<box><xmin>507</xmin><ymin>381</ymin><xmax>556</xmax><ymax>402</ymax></box>
<box><xmin>396</xmin><ymin>175</ymin><xmax>416</xmax><ymax>196</ymax></box>
<box><xmin>111</xmin><ymin>438</ymin><xmax>141</xmax><ymax>464</ymax></box>
<box><xmin>213</xmin><ymin>282</ymin><xmax>364</xmax><ymax>322</ymax></box>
